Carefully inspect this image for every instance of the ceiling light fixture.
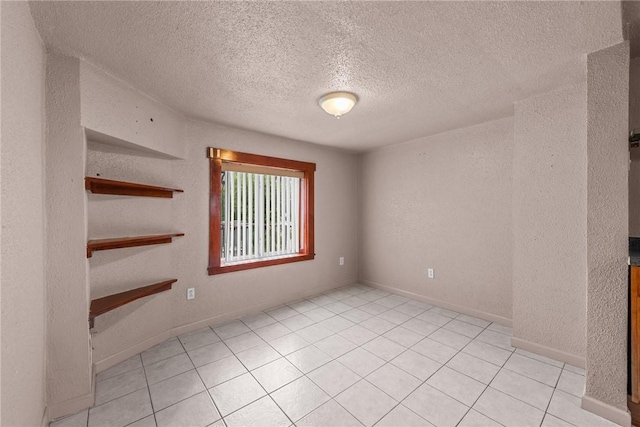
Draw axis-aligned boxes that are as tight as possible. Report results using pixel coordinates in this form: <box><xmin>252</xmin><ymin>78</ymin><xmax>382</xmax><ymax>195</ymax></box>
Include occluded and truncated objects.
<box><xmin>318</xmin><ymin>91</ymin><xmax>358</xmax><ymax>119</ymax></box>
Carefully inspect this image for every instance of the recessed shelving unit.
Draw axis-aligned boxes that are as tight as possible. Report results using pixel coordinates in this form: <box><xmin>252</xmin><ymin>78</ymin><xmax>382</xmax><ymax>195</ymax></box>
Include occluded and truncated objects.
<box><xmin>89</xmin><ymin>279</ymin><xmax>177</xmax><ymax>328</ymax></box>
<box><xmin>86</xmin><ymin>233</ymin><xmax>184</xmax><ymax>258</ymax></box>
<box><xmin>85</xmin><ymin>177</ymin><xmax>183</xmax><ymax>198</ymax></box>
<box><xmin>85</xmin><ymin>173</ymin><xmax>183</xmax><ymax>329</ymax></box>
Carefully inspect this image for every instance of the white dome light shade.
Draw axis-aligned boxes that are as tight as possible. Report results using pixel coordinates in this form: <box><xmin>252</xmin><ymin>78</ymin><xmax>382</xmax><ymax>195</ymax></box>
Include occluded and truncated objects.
<box><xmin>318</xmin><ymin>91</ymin><xmax>358</xmax><ymax>118</ymax></box>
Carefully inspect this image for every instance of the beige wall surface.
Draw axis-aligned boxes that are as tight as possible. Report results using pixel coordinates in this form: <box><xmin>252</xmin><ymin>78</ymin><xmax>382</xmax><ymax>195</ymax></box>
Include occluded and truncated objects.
<box><xmin>171</xmin><ymin>120</ymin><xmax>360</xmax><ymax>330</ymax></box>
<box><xmin>512</xmin><ymin>80</ymin><xmax>587</xmax><ymax>361</ymax></box>
<box><xmin>36</xmin><ymin>55</ymin><xmax>359</xmax><ymax>389</ymax></box>
<box><xmin>28</xmin><ymin>25</ymin><xmax>632</xmax><ymax>426</ymax></box>
<box><xmin>584</xmin><ymin>42</ymin><xmax>630</xmax><ymax>422</ymax></box>
<box><xmin>86</xmin><ymin>116</ymin><xmax>360</xmax><ymax>367</ymax></box>
<box><xmin>359</xmin><ymin>117</ymin><xmax>513</xmax><ymax>322</ymax></box>
<box><xmin>631</xmin><ymin>58</ymin><xmax>640</xmax><ymax>133</ymax></box>
<box><xmin>80</xmin><ymin>62</ymin><xmax>186</xmax><ymax>160</ymax></box>
<box><xmin>0</xmin><ymin>2</ymin><xmax>47</xmax><ymax>425</ymax></box>
<box><xmin>87</xmin><ymin>141</ymin><xmax>177</xmax><ymax>363</ymax></box>
<box><xmin>45</xmin><ymin>52</ymin><xmax>93</xmax><ymax>417</ymax></box>
<box><xmin>630</xmin><ymin>58</ymin><xmax>640</xmax><ymax>236</ymax></box>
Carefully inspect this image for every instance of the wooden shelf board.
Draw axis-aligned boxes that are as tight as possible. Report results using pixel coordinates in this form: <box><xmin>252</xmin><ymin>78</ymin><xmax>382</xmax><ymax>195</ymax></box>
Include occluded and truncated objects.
<box><xmin>85</xmin><ymin>177</ymin><xmax>183</xmax><ymax>198</ymax></box>
<box><xmin>87</xmin><ymin>233</ymin><xmax>184</xmax><ymax>258</ymax></box>
<box><xmin>89</xmin><ymin>279</ymin><xmax>176</xmax><ymax>328</ymax></box>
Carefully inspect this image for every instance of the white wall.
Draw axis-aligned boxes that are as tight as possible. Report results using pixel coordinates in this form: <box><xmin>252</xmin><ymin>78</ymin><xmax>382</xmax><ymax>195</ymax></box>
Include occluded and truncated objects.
<box><xmin>512</xmin><ymin>80</ymin><xmax>588</xmax><ymax>364</ymax></box>
<box><xmin>44</xmin><ymin>51</ymin><xmax>94</xmax><ymax>419</ymax></box>
<box><xmin>359</xmin><ymin>117</ymin><xmax>513</xmax><ymax>323</ymax></box>
<box><xmin>171</xmin><ymin>120</ymin><xmax>359</xmax><ymax>331</ymax></box>
<box><xmin>89</xmin><ymin>118</ymin><xmax>360</xmax><ymax>369</ymax></box>
<box><xmin>633</xmin><ymin>59</ymin><xmax>640</xmax><ymax>130</ymax></box>
<box><xmin>583</xmin><ymin>42</ymin><xmax>630</xmax><ymax>426</ymax></box>
<box><xmin>44</xmin><ymin>55</ymin><xmax>193</xmax><ymax>413</ymax></box>
<box><xmin>80</xmin><ymin>62</ymin><xmax>186</xmax><ymax>160</ymax></box>
<box><xmin>69</xmin><ymin>63</ymin><xmax>360</xmax><ymax>373</ymax></box>
<box><xmin>0</xmin><ymin>2</ymin><xmax>47</xmax><ymax>426</ymax></box>
<box><xmin>22</xmin><ymin>18</ymin><xmax>633</xmax><ymax>426</ymax></box>
<box><xmin>87</xmin><ymin>141</ymin><xmax>177</xmax><ymax>363</ymax></box>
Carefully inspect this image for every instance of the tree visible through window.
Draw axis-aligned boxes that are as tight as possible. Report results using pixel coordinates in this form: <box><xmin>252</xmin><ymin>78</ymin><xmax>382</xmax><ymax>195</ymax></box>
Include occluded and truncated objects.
<box><xmin>207</xmin><ymin>148</ymin><xmax>315</xmax><ymax>275</ymax></box>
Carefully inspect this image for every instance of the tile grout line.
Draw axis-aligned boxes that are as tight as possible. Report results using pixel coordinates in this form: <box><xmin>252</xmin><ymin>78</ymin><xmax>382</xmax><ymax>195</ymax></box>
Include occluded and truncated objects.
<box><xmin>270</xmin><ymin>289</ymin><xmax>419</xmax><ymax>425</ymax></box>
<box><xmin>88</xmin><ymin>358</ymin><xmax>153</xmax><ymax>426</ymax></box>
<box><xmin>445</xmin><ymin>317</ymin><xmax>505</xmax><ymax>427</ymax></box>
<box><xmin>81</xmin><ymin>285</ymin><xmax>596</xmax><ymax>427</ymax></box>
<box><xmin>139</xmin><ymin>353</ymin><xmax>158</xmax><ymax>427</ymax></box>
<box><xmin>477</xmin><ymin>349</ymin><xmax>563</xmax><ymax>427</ymax></box>
<box><xmin>138</xmin><ymin>332</ymin><xmax>224</xmax><ymax>425</ymax></box>
<box><xmin>178</xmin><ymin>326</ymin><xmax>228</xmax><ymax>426</ymax></box>
<box><xmin>406</xmin><ymin>314</ymin><xmax>507</xmax><ymax>426</ymax></box>
<box><xmin>360</xmin><ymin>319</ymin><xmax>469</xmax><ymax>425</ymax></box>
<box><xmin>214</xmin><ymin>330</ymin><xmax>297</xmax><ymax>426</ymax></box>
<box><xmin>87</xmin><ymin>289</ymin><xmax>491</xmax><ymax>426</ymax></box>
<box><xmin>297</xmin><ymin>291</ymin><xmax>469</xmax><ymax>425</ymax></box>
<box><xmin>293</xmin><ymin>295</ymin><xmax>443</xmax><ymax>425</ymax></box>
<box><xmin>297</xmin><ymin>307</ymin><xmax>405</xmax><ymax>425</ymax></box>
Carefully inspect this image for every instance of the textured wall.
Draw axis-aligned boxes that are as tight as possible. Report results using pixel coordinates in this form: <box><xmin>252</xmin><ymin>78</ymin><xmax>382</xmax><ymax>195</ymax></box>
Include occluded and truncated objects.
<box><xmin>80</xmin><ymin>62</ymin><xmax>186</xmax><ymax>159</ymax></box>
<box><xmin>45</xmin><ymin>52</ymin><xmax>93</xmax><ymax>415</ymax></box>
<box><xmin>84</xmin><ymin>112</ymin><xmax>359</xmax><ymax>367</ymax></box>
<box><xmin>87</xmin><ymin>141</ymin><xmax>176</xmax><ymax>362</ymax></box>
<box><xmin>0</xmin><ymin>2</ymin><xmax>47</xmax><ymax>425</ymax></box>
<box><xmin>632</xmin><ymin>59</ymin><xmax>640</xmax><ymax>132</ymax></box>
<box><xmin>630</xmin><ymin>58</ymin><xmax>640</xmax><ymax>236</ymax></box>
<box><xmin>585</xmin><ymin>42</ymin><xmax>630</xmax><ymax>417</ymax></box>
<box><xmin>168</xmin><ymin>121</ymin><xmax>359</xmax><ymax>330</ymax></box>
<box><xmin>512</xmin><ymin>80</ymin><xmax>587</xmax><ymax>360</ymax></box>
<box><xmin>359</xmin><ymin>117</ymin><xmax>513</xmax><ymax>322</ymax></box>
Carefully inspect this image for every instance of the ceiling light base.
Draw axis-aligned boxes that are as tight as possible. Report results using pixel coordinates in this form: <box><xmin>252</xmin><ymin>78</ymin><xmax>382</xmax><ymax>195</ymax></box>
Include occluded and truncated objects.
<box><xmin>318</xmin><ymin>91</ymin><xmax>358</xmax><ymax>118</ymax></box>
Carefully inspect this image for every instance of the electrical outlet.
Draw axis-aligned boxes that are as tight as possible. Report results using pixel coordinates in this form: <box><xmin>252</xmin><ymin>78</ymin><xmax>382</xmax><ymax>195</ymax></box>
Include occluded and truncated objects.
<box><xmin>428</xmin><ymin>268</ymin><xmax>435</xmax><ymax>279</ymax></box>
<box><xmin>339</xmin><ymin>257</ymin><xmax>345</xmax><ymax>266</ymax></box>
<box><xmin>187</xmin><ymin>288</ymin><xmax>195</xmax><ymax>300</ymax></box>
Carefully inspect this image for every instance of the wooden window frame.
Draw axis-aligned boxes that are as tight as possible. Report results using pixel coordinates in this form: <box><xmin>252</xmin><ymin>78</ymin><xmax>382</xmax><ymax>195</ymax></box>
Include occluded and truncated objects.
<box><xmin>207</xmin><ymin>147</ymin><xmax>315</xmax><ymax>275</ymax></box>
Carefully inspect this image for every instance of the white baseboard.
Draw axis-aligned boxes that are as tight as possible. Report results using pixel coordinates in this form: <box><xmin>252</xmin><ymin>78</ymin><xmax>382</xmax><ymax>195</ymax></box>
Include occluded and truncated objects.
<box><xmin>510</xmin><ymin>337</ymin><xmax>585</xmax><ymax>368</ymax></box>
<box><xmin>171</xmin><ymin>279</ymin><xmax>355</xmax><ymax>336</ymax></box>
<box><xmin>41</xmin><ymin>408</ymin><xmax>49</xmax><ymax>427</ymax></box>
<box><xmin>93</xmin><ymin>279</ymin><xmax>356</xmax><ymax>372</ymax></box>
<box><xmin>94</xmin><ymin>330</ymin><xmax>171</xmax><ymax>373</ymax></box>
<box><xmin>47</xmin><ymin>368</ymin><xmax>95</xmax><ymax>421</ymax></box>
<box><xmin>360</xmin><ymin>279</ymin><xmax>512</xmax><ymax>326</ymax></box>
<box><xmin>582</xmin><ymin>394</ymin><xmax>631</xmax><ymax>427</ymax></box>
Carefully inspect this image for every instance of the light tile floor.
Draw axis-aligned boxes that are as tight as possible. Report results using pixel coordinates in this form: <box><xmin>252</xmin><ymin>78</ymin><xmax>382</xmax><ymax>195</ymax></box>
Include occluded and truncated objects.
<box><xmin>51</xmin><ymin>284</ymin><xmax>619</xmax><ymax>427</ymax></box>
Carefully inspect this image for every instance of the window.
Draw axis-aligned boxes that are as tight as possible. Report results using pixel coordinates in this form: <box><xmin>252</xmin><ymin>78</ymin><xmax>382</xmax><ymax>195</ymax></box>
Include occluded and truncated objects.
<box><xmin>207</xmin><ymin>147</ymin><xmax>315</xmax><ymax>275</ymax></box>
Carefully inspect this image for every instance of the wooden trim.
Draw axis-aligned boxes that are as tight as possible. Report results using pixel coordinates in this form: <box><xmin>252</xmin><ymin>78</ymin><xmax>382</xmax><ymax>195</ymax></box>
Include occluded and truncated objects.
<box><xmin>89</xmin><ymin>279</ymin><xmax>176</xmax><ymax>328</ymax></box>
<box><xmin>208</xmin><ymin>254</ymin><xmax>315</xmax><ymax>275</ymax></box>
<box><xmin>85</xmin><ymin>177</ymin><xmax>183</xmax><ymax>198</ymax></box>
<box><xmin>208</xmin><ymin>147</ymin><xmax>316</xmax><ymax>174</ymax></box>
<box><xmin>87</xmin><ymin>233</ymin><xmax>184</xmax><ymax>258</ymax></box>
<box><xmin>207</xmin><ymin>147</ymin><xmax>315</xmax><ymax>275</ymax></box>
<box><xmin>208</xmin><ymin>157</ymin><xmax>223</xmax><ymax>271</ymax></box>
<box><xmin>629</xmin><ymin>396</ymin><xmax>640</xmax><ymax>427</ymax></box>
<box><xmin>305</xmin><ymin>168</ymin><xmax>315</xmax><ymax>255</ymax></box>
<box><xmin>221</xmin><ymin>162</ymin><xmax>305</xmax><ymax>179</ymax></box>
<box><xmin>632</xmin><ymin>266</ymin><xmax>640</xmax><ymax>402</ymax></box>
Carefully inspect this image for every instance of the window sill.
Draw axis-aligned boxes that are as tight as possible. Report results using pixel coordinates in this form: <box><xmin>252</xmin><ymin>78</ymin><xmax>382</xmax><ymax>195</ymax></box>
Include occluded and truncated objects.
<box><xmin>208</xmin><ymin>253</ymin><xmax>314</xmax><ymax>275</ymax></box>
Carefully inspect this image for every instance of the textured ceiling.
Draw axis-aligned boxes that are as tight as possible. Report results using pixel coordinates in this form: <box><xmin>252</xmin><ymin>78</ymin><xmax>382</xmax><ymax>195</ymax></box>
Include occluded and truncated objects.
<box><xmin>29</xmin><ymin>1</ymin><xmax>627</xmax><ymax>152</ymax></box>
